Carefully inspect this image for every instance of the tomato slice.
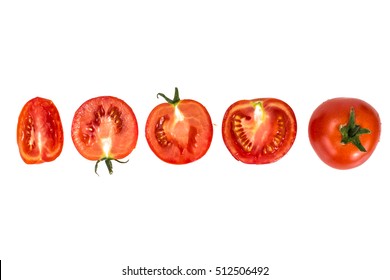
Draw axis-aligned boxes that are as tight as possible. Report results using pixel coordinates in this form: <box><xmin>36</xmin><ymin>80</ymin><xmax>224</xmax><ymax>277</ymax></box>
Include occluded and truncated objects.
<box><xmin>222</xmin><ymin>98</ymin><xmax>297</xmax><ymax>164</ymax></box>
<box><xmin>17</xmin><ymin>97</ymin><xmax>64</xmax><ymax>164</ymax></box>
<box><xmin>71</xmin><ymin>96</ymin><xmax>138</xmax><ymax>174</ymax></box>
<box><xmin>145</xmin><ymin>88</ymin><xmax>213</xmax><ymax>164</ymax></box>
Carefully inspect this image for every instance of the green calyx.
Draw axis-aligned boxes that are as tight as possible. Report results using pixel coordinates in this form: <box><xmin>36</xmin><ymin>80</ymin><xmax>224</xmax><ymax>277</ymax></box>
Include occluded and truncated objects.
<box><xmin>95</xmin><ymin>157</ymin><xmax>129</xmax><ymax>176</ymax></box>
<box><xmin>157</xmin><ymin>87</ymin><xmax>181</xmax><ymax>105</ymax></box>
<box><xmin>339</xmin><ymin>107</ymin><xmax>371</xmax><ymax>152</ymax></box>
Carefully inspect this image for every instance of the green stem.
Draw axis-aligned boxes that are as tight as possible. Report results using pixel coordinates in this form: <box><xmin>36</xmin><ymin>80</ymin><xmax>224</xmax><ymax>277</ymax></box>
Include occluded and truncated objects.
<box><xmin>95</xmin><ymin>157</ymin><xmax>129</xmax><ymax>176</ymax></box>
<box><xmin>339</xmin><ymin>107</ymin><xmax>371</xmax><ymax>152</ymax></box>
<box><xmin>156</xmin><ymin>87</ymin><xmax>181</xmax><ymax>105</ymax></box>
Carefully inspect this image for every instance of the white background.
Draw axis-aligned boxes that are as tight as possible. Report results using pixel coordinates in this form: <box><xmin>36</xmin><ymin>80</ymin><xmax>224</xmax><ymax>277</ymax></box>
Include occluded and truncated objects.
<box><xmin>1</xmin><ymin>0</ymin><xmax>389</xmax><ymax>279</ymax></box>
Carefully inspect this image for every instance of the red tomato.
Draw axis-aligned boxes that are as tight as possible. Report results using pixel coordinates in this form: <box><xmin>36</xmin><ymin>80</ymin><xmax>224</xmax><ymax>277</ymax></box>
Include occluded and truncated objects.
<box><xmin>145</xmin><ymin>88</ymin><xmax>213</xmax><ymax>164</ymax></box>
<box><xmin>308</xmin><ymin>98</ymin><xmax>381</xmax><ymax>170</ymax></box>
<box><xmin>17</xmin><ymin>97</ymin><xmax>64</xmax><ymax>164</ymax></box>
<box><xmin>222</xmin><ymin>98</ymin><xmax>297</xmax><ymax>164</ymax></box>
<box><xmin>71</xmin><ymin>96</ymin><xmax>138</xmax><ymax>174</ymax></box>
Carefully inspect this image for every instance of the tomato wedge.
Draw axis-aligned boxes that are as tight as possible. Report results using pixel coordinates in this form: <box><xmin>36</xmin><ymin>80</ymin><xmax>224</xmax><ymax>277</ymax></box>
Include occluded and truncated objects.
<box><xmin>222</xmin><ymin>98</ymin><xmax>297</xmax><ymax>164</ymax></box>
<box><xmin>71</xmin><ymin>96</ymin><xmax>138</xmax><ymax>175</ymax></box>
<box><xmin>17</xmin><ymin>97</ymin><xmax>64</xmax><ymax>164</ymax></box>
<box><xmin>145</xmin><ymin>88</ymin><xmax>213</xmax><ymax>164</ymax></box>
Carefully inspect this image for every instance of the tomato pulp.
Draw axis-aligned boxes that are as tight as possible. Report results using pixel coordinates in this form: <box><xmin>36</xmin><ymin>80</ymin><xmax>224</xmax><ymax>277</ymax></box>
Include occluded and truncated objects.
<box><xmin>71</xmin><ymin>96</ymin><xmax>138</xmax><ymax>174</ymax></box>
<box><xmin>222</xmin><ymin>98</ymin><xmax>297</xmax><ymax>164</ymax></box>
<box><xmin>17</xmin><ymin>97</ymin><xmax>64</xmax><ymax>164</ymax></box>
<box><xmin>308</xmin><ymin>98</ymin><xmax>381</xmax><ymax>169</ymax></box>
<box><xmin>145</xmin><ymin>88</ymin><xmax>213</xmax><ymax>164</ymax></box>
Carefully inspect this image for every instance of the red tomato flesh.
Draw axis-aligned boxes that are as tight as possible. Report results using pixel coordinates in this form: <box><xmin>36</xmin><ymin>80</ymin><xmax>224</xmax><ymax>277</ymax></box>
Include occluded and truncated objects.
<box><xmin>71</xmin><ymin>96</ymin><xmax>138</xmax><ymax>162</ymax></box>
<box><xmin>145</xmin><ymin>88</ymin><xmax>213</xmax><ymax>164</ymax></box>
<box><xmin>17</xmin><ymin>97</ymin><xmax>64</xmax><ymax>164</ymax></box>
<box><xmin>222</xmin><ymin>98</ymin><xmax>297</xmax><ymax>164</ymax></box>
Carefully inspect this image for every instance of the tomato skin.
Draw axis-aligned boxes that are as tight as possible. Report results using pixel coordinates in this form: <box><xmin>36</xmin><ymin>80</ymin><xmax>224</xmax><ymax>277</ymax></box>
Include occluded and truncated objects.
<box><xmin>145</xmin><ymin>93</ymin><xmax>213</xmax><ymax>164</ymax></box>
<box><xmin>308</xmin><ymin>98</ymin><xmax>381</xmax><ymax>169</ymax></box>
<box><xmin>71</xmin><ymin>96</ymin><xmax>138</xmax><ymax>161</ymax></box>
<box><xmin>222</xmin><ymin>98</ymin><xmax>297</xmax><ymax>164</ymax></box>
<box><xmin>17</xmin><ymin>97</ymin><xmax>64</xmax><ymax>164</ymax></box>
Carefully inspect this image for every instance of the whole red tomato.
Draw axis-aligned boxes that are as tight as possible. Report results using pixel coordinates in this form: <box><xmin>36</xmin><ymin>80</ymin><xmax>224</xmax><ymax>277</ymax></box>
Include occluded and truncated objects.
<box><xmin>71</xmin><ymin>96</ymin><xmax>138</xmax><ymax>175</ymax></box>
<box><xmin>222</xmin><ymin>98</ymin><xmax>297</xmax><ymax>164</ymax></box>
<box><xmin>145</xmin><ymin>87</ymin><xmax>213</xmax><ymax>164</ymax></box>
<box><xmin>308</xmin><ymin>98</ymin><xmax>381</xmax><ymax>169</ymax></box>
<box><xmin>17</xmin><ymin>97</ymin><xmax>64</xmax><ymax>164</ymax></box>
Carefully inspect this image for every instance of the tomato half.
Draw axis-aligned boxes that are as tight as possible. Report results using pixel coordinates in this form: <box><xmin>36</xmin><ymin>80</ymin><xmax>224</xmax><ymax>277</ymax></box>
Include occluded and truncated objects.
<box><xmin>222</xmin><ymin>98</ymin><xmax>297</xmax><ymax>164</ymax></box>
<box><xmin>71</xmin><ymin>96</ymin><xmax>138</xmax><ymax>174</ymax></box>
<box><xmin>308</xmin><ymin>98</ymin><xmax>381</xmax><ymax>170</ymax></box>
<box><xmin>145</xmin><ymin>88</ymin><xmax>213</xmax><ymax>164</ymax></box>
<box><xmin>17</xmin><ymin>97</ymin><xmax>64</xmax><ymax>164</ymax></box>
